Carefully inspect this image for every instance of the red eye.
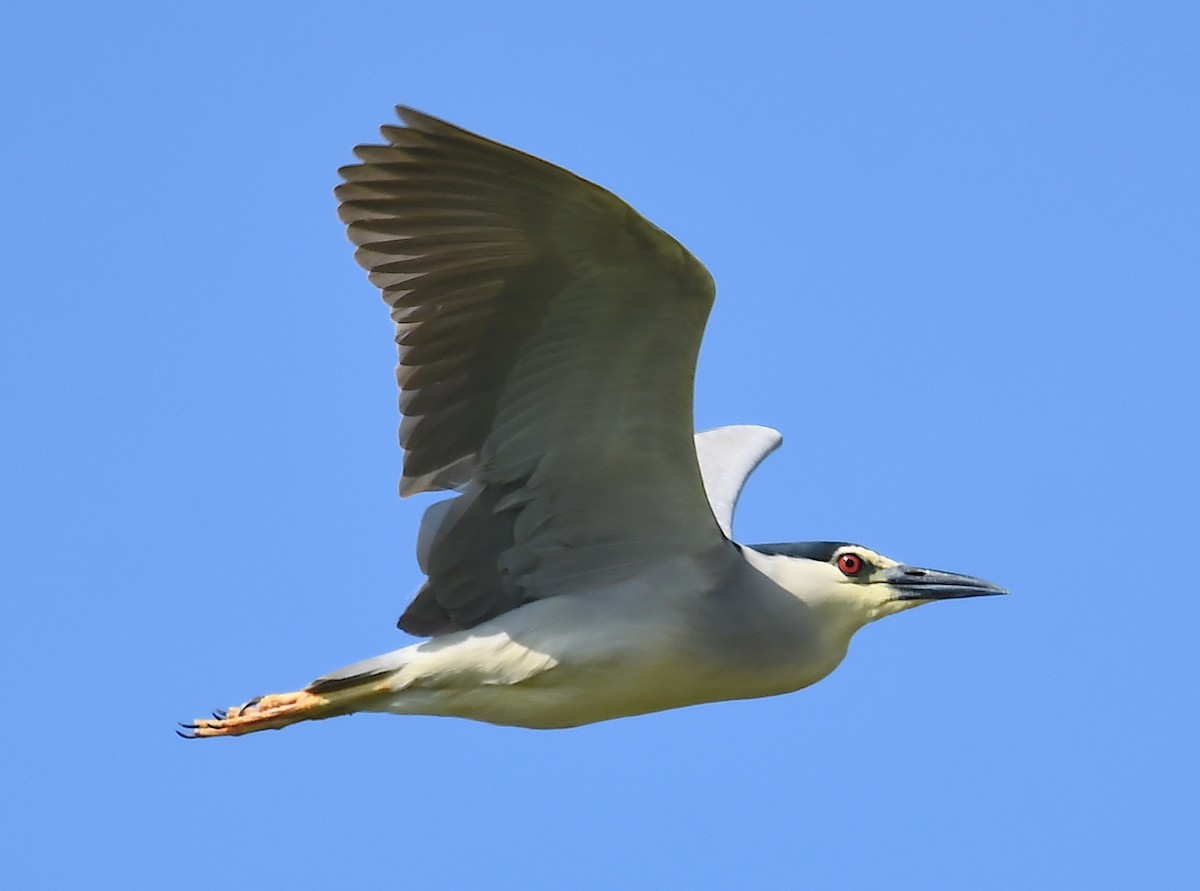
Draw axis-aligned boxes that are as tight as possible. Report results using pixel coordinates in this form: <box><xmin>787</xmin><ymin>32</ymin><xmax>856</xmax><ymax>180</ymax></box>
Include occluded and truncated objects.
<box><xmin>837</xmin><ymin>553</ymin><xmax>864</xmax><ymax>577</ymax></box>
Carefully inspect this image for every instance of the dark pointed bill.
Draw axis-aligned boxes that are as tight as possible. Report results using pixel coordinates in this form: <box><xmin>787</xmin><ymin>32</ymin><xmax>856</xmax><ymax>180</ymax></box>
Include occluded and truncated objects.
<box><xmin>884</xmin><ymin>565</ymin><xmax>1008</xmax><ymax>601</ymax></box>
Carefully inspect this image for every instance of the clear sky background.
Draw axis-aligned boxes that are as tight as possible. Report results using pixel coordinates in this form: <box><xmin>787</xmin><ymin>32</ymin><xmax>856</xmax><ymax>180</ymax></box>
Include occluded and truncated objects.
<box><xmin>3</xmin><ymin>2</ymin><xmax>1197</xmax><ymax>888</ymax></box>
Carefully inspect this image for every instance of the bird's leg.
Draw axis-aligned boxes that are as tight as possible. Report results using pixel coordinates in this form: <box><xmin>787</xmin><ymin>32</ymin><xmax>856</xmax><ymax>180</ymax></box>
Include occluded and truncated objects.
<box><xmin>179</xmin><ymin>689</ymin><xmax>332</xmax><ymax>738</ymax></box>
<box><xmin>179</xmin><ymin>680</ymin><xmax>389</xmax><ymax>739</ymax></box>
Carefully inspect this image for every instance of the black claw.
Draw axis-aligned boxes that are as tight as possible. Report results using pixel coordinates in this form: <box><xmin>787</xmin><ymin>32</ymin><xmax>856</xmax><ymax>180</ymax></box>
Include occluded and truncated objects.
<box><xmin>242</xmin><ymin>696</ymin><xmax>263</xmax><ymax>712</ymax></box>
<box><xmin>212</xmin><ymin>710</ymin><xmax>226</xmax><ymax>721</ymax></box>
<box><xmin>176</xmin><ymin>728</ymin><xmax>195</xmax><ymax>739</ymax></box>
<box><xmin>178</xmin><ymin>721</ymin><xmax>199</xmax><ymax>730</ymax></box>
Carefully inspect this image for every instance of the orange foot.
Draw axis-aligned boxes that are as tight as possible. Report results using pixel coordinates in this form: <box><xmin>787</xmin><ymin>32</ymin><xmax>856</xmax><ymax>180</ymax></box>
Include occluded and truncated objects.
<box><xmin>179</xmin><ymin>690</ymin><xmax>334</xmax><ymax>738</ymax></box>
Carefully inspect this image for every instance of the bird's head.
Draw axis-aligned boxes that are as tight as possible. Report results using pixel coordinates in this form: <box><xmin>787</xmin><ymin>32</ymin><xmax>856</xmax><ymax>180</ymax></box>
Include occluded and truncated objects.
<box><xmin>744</xmin><ymin>540</ymin><xmax>1007</xmax><ymax>632</ymax></box>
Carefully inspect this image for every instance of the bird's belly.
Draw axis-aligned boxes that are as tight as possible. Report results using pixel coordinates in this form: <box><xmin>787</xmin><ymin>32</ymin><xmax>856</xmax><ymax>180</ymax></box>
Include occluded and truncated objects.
<box><xmin>367</xmin><ymin>593</ymin><xmax>842</xmax><ymax>729</ymax></box>
<box><xmin>381</xmin><ymin>661</ymin><xmax>706</xmax><ymax>729</ymax></box>
<box><xmin>377</xmin><ymin>655</ymin><xmax>821</xmax><ymax>729</ymax></box>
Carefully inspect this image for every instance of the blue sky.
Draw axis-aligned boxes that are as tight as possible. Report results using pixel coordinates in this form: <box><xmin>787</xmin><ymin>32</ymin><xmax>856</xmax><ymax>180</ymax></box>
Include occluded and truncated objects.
<box><xmin>3</xmin><ymin>2</ymin><xmax>1197</xmax><ymax>887</ymax></box>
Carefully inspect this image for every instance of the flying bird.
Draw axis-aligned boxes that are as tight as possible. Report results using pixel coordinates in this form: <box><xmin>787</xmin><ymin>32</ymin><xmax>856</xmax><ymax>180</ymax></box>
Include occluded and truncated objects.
<box><xmin>181</xmin><ymin>108</ymin><xmax>1005</xmax><ymax>738</ymax></box>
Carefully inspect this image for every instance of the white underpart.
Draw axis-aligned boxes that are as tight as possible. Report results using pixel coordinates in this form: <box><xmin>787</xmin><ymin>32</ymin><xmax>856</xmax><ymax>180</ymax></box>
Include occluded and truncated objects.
<box><xmin>353</xmin><ymin>574</ymin><xmax>854</xmax><ymax>730</ymax></box>
<box><xmin>324</xmin><ymin>545</ymin><xmax>888</xmax><ymax>734</ymax></box>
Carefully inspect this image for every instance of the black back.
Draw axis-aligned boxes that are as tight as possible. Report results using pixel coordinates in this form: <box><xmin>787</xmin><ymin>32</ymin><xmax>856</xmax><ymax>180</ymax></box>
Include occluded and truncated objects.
<box><xmin>747</xmin><ymin>541</ymin><xmax>855</xmax><ymax>562</ymax></box>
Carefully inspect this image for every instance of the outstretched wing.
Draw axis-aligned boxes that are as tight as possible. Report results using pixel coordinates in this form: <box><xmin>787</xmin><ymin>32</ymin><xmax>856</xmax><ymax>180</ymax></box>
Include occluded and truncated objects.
<box><xmin>338</xmin><ymin>108</ymin><xmax>727</xmax><ymax>636</ymax></box>
<box><xmin>694</xmin><ymin>426</ymin><xmax>783</xmax><ymax>539</ymax></box>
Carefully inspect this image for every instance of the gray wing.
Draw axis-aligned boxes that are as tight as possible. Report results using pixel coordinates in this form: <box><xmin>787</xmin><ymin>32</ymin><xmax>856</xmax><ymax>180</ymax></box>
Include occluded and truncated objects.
<box><xmin>337</xmin><ymin>108</ymin><xmax>727</xmax><ymax>636</ymax></box>
<box><xmin>694</xmin><ymin>426</ymin><xmax>783</xmax><ymax>539</ymax></box>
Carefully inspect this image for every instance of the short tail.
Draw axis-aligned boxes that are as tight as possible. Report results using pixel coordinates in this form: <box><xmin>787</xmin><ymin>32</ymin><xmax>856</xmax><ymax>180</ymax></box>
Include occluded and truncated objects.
<box><xmin>306</xmin><ymin>648</ymin><xmax>413</xmax><ymax>694</ymax></box>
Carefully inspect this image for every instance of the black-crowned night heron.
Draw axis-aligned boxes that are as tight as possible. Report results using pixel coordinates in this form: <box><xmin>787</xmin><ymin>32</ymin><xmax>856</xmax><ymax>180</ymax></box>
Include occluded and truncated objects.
<box><xmin>181</xmin><ymin>108</ymin><xmax>1005</xmax><ymax>739</ymax></box>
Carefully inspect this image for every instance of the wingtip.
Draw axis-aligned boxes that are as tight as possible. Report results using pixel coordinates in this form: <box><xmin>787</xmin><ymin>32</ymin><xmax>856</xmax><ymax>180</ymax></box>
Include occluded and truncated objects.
<box><xmin>391</xmin><ymin>106</ymin><xmax>464</xmax><ymax>140</ymax></box>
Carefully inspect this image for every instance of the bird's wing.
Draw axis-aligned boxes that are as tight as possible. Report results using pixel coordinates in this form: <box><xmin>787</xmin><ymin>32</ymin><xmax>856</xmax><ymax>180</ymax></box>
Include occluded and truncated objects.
<box><xmin>694</xmin><ymin>426</ymin><xmax>783</xmax><ymax>539</ymax></box>
<box><xmin>337</xmin><ymin>108</ymin><xmax>727</xmax><ymax>636</ymax></box>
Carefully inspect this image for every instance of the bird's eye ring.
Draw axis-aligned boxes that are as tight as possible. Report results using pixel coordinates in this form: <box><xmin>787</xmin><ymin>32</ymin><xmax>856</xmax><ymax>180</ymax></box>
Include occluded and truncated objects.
<box><xmin>837</xmin><ymin>553</ymin><xmax>865</xmax><ymax>577</ymax></box>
